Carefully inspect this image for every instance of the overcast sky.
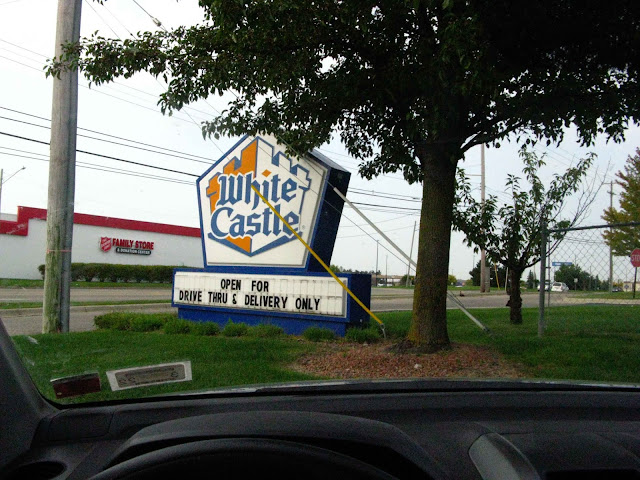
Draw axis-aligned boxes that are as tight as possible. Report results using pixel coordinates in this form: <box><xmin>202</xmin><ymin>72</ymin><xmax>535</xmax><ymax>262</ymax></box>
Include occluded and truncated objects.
<box><xmin>1</xmin><ymin>0</ymin><xmax>639</xmax><ymax>280</ymax></box>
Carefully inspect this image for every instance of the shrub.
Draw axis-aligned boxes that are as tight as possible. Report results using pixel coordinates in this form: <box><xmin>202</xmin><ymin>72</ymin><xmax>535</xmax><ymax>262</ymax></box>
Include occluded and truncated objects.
<box><xmin>248</xmin><ymin>324</ymin><xmax>284</xmax><ymax>338</ymax></box>
<box><xmin>81</xmin><ymin>263</ymin><xmax>99</xmax><ymax>282</ymax></box>
<box><xmin>345</xmin><ymin>327</ymin><xmax>381</xmax><ymax>344</ymax></box>
<box><xmin>37</xmin><ymin>263</ymin><xmax>193</xmax><ymax>284</ymax></box>
<box><xmin>191</xmin><ymin>322</ymin><xmax>221</xmax><ymax>336</ymax></box>
<box><xmin>70</xmin><ymin>263</ymin><xmax>85</xmax><ymax>282</ymax></box>
<box><xmin>94</xmin><ymin>312</ymin><xmax>131</xmax><ymax>331</ymax></box>
<box><xmin>129</xmin><ymin>315</ymin><xmax>168</xmax><ymax>332</ymax></box>
<box><xmin>133</xmin><ymin>265</ymin><xmax>152</xmax><ymax>283</ymax></box>
<box><xmin>222</xmin><ymin>321</ymin><xmax>249</xmax><ymax>337</ymax></box>
<box><xmin>163</xmin><ymin>319</ymin><xmax>192</xmax><ymax>334</ymax></box>
<box><xmin>303</xmin><ymin>327</ymin><xmax>336</xmax><ymax>342</ymax></box>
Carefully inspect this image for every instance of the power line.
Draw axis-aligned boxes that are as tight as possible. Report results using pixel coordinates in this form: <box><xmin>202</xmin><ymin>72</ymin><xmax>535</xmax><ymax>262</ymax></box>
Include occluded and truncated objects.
<box><xmin>0</xmin><ymin>149</ymin><xmax>193</xmax><ymax>186</ymax></box>
<box><xmin>0</xmin><ymin>106</ymin><xmax>214</xmax><ymax>162</ymax></box>
<box><xmin>0</xmin><ymin>113</ymin><xmax>213</xmax><ymax>165</ymax></box>
<box><xmin>0</xmin><ymin>130</ymin><xmax>199</xmax><ymax>177</ymax></box>
<box><xmin>337</xmin><ymin>222</ymin><xmax>418</xmax><ymax>239</ymax></box>
<box><xmin>348</xmin><ymin>189</ymin><xmax>422</xmax><ymax>203</ymax></box>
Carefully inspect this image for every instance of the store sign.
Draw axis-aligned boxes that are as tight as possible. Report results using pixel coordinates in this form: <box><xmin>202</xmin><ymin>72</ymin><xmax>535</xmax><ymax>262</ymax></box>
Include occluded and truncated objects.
<box><xmin>174</xmin><ymin>135</ymin><xmax>368</xmax><ymax>336</ymax></box>
<box><xmin>173</xmin><ymin>271</ymin><xmax>347</xmax><ymax>317</ymax></box>
<box><xmin>99</xmin><ymin>237</ymin><xmax>155</xmax><ymax>255</ymax></box>
<box><xmin>197</xmin><ymin>135</ymin><xmax>326</xmax><ymax>268</ymax></box>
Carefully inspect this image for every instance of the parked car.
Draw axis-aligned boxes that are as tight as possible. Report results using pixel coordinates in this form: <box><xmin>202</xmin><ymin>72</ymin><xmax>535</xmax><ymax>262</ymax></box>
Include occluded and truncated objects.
<box><xmin>537</xmin><ymin>281</ymin><xmax>551</xmax><ymax>291</ymax></box>
<box><xmin>612</xmin><ymin>286</ymin><xmax>623</xmax><ymax>292</ymax></box>
<box><xmin>551</xmin><ymin>282</ymin><xmax>569</xmax><ymax>292</ymax></box>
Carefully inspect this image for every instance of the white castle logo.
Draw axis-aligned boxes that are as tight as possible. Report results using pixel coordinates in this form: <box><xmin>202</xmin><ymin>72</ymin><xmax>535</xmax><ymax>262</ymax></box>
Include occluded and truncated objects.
<box><xmin>200</xmin><ymin>137</ymin><xmax>312</xmax><ymax>257</ymax></box>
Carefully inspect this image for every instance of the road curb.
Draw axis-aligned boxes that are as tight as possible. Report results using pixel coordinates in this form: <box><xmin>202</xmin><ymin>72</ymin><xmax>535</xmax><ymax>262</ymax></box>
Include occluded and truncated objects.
<box><xmin>1</xmin><ymin>303</ymin><xmax>174</xmax><ymax>317</ymax></box>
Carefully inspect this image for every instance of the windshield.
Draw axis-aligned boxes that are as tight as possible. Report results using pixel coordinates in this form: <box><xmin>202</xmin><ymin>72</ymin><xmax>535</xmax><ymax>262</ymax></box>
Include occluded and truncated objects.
<box><xmin>1</xmin><ymin>1</ymin><xmax>640</xmax><ymax>405</ymax></box>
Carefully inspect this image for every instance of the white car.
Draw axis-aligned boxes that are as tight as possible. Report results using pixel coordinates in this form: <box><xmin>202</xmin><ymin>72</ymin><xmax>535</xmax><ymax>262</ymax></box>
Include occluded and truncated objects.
<box><xmin>551</xmin><ymin>282</ymin><xmax>569</xmax><ymax>292</ymax></box>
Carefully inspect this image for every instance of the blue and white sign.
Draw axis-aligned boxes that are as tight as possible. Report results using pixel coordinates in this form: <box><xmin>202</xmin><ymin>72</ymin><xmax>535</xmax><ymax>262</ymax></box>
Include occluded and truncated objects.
<box><xmin>197</xmin><ymin>135</ymin><xmax>328</xmax><ymax>268</ymax></box>
<box><xmin>552</xmin><ymin>261</ymin><xmax>573</xmax><ymax>267</ymax></box>
<box><xmin>174</xmin><ymin>134</ymin><xmax>371</xmax><ymax>335</ymax></box>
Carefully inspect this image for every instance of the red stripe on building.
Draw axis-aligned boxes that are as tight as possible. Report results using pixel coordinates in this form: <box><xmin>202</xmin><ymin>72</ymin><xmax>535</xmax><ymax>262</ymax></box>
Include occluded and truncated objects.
<box><xmin>0</xmin><ymin>206</ymin><xmax>201</xmax><ymax>238</ymax></box>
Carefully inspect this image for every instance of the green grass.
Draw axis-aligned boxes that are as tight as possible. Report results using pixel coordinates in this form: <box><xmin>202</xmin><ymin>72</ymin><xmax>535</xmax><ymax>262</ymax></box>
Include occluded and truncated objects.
<box><xmin>572</xmin><ymin>291</ymin><xmax>640</xmax><ymax>300</ymax></box>
<box><xmin>0</xmin><ymin>278</ymin><xmax>172</xmax><ymax>289</ymax></box>
<box><xmin>379</xmin><ymin>305</ymin><xmax>640</xmax><ymax>384</ymax></box>
<box><xmin>0</xmin><ymin>300</ymin><xmax>172</xmax><ymax>310</ymax></box>
<box><xmin>12</xmin><ymin>305</ymin><xmax>640</xmax><ymax>405</ymax></box>
<box><xmin>12</xmin><ymin>330</ymin><xmax>317</xmax><ymax>404</ymax></box>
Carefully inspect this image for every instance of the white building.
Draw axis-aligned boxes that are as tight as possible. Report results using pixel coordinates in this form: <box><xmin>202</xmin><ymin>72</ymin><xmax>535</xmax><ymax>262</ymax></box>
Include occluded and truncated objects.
<box><xmin>0</xmin><ymin>206</ymin><xmax>202</xmax><ymax>280</ymax></box>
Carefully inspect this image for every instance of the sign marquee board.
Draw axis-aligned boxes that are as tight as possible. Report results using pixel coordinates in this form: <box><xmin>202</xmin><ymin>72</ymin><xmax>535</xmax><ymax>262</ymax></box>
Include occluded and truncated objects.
<box><xmin>173</xmin><ymin>271</ymin><xmax>348</xmax><ymax>317</ymax></box>
<box><xmin>173</xmin><ymin>134</ymin><xmax>371</xmax><ymax>335</ymax></box>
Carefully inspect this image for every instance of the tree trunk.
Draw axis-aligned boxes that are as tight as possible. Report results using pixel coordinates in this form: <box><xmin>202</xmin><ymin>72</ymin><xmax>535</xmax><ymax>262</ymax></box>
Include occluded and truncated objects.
<box><xmin>508</xmin><ymin>268</ymin><xmax>524</xmax><ymax>324</ymax></box>
<box><xmin>407</xmin><ymin>148</ymin><xmax>458</xmax><ymax>352</ymax></box>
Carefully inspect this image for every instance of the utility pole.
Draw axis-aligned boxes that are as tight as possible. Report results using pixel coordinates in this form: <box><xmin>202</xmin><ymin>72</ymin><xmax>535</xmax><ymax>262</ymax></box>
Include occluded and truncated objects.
<box><xmin>375</xmin><ymin>240</ymin><xmax>379</xmax><ymax>286</ymax></box>
<box><xmin>43</xmin><ymin>0</ymin><xmax>82</xmax><ymax>334</ymax></box>
<box><xmin>406</xmin><ymin>221</ymin><xmax>417</xmax><ymax>286</ymax></box>
<box><xmin>608</xmin><ymin>181</ymin><xmax>614</xmax><ymax>293</ymax></box>
<box><xmin>480</xmin><ymin>144</ymin><xmax>489</xmax><ymax>292</ymax></box>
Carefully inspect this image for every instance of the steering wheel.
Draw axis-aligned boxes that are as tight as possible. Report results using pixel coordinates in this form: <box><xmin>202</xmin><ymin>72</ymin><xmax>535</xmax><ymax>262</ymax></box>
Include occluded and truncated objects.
<box><xmin>90</xmin><ymin>438</ymin><xmax>398</xmax><ymax>480</ymax></box>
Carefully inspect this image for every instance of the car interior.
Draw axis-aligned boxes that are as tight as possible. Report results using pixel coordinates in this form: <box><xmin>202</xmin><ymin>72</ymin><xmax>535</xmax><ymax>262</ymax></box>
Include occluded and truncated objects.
<box><xmin>3</xmin><ymin>320</ymin><xmax>640</xmax><ymax>480</ymax></box>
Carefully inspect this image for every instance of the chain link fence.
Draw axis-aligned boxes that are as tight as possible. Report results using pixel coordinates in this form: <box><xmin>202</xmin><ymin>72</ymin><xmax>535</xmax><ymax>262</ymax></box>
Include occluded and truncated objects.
<box><xmin>539</xmin><ymin>222</ymin><xmax>640</xmax><ymax>335</ymax></box>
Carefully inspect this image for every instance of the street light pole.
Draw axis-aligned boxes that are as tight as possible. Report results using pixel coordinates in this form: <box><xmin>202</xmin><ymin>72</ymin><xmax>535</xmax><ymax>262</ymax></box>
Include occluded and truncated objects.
<box><xmin>0</xmin><ymin>167</ymin><xmax>26</xmax><ymax>220</ymax></box>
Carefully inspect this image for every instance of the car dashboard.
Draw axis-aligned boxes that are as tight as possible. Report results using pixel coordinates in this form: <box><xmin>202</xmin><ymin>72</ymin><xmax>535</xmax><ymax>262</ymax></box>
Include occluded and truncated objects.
<box><xmin>4</xmin><ymin>380</ymin><xmax>640</xmax><ymax>480</ymax></box>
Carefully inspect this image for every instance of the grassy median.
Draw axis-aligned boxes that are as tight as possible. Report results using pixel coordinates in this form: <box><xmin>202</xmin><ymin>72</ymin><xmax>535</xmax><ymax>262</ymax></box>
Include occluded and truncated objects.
<box><xmin>11</xmin><ymin>305</ymin><xmax>640</xmax><ymax>404</ymax></box>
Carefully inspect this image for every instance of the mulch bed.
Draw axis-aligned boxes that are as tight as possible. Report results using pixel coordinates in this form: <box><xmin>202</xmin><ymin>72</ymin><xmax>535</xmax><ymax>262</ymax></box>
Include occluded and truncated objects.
<box><xmin>291</xmin><ymin>341</ymin><xmax>525</xmax><ymax>380</ymax></box>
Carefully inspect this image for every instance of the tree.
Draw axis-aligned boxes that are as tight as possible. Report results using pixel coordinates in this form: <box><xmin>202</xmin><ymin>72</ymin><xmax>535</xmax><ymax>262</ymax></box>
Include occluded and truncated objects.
<box><xmin>468</xmin><ymin>260</ymin><xmax>506</xmax><ymax>288</ymax></box>
<box><xmin>401</xmin><ymin>274</ymin><xmax>416</xmax><ymax>285</ymax></box>
<box><xmin>447</xmin><ymin>274</ymin><xmax>457</xmax><ymax>286</ymax></box>
<box><xmin>602</xmin><ymin>149</ymin><xmax>640</xmax><ymax>256</ymax></box>
<box><xmin>526</xmin><ymin>271</ymin><xmax>536</xmax><ymax>290</ymax></box>
<box><xmin>49</xmin><ymin>1</ymin><xmax>640</xmax><ymax>351</ymax></box>
<box><xmin>454</xmin><ymin>148</ymin><xmax>601</xmax><ymax>324</ymax></box>
<box><xmin>554</xmin><ymin>263</ymin><xmax>595</xmax><ymax>290</ymax></box>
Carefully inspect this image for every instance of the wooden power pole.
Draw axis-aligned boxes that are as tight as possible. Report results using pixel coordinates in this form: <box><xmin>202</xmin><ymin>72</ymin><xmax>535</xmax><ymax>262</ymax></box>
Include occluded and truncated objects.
<box><xmin>43</xmin><ymin>0</ymin><xmax>82</xmax><ymax>333</ymax></box>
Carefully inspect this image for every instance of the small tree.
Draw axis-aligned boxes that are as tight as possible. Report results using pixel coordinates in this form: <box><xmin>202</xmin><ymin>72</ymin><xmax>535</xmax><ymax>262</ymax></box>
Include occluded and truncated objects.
<box><xmin>602</xmin><ymin>148</ymin><xmax>640</xmax><ymax>256</ymax></box>
<box><xmin>526</xmin><ymin>271</ymin><xmax>536</xmax><ymax>290</ymax></box>
<box><xmin>469</xmin><ymin>260</ymin><xmax>506</xmax><ymax>288</ymax></box>
<box><xmin>454</xmin><ymin>148</ymin><xmax>601</xmax><ymax>324</ymax></box>
<box><xmin>554</xmin><ymin>264</ymin><xmax>595</xmax><ymax>291</ymax></box>
<box><xmin>447</xmin><ymin>274</ymin><xmax>457</xmax><ymax>286</ymax></box>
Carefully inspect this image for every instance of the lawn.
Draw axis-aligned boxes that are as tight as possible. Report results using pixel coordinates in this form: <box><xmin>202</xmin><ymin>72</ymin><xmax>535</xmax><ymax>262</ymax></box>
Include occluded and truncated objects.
<box><xmin>0</xmin><ymin>278</ymin><xmax>172</xmax><ymax>289</ymax></box>
<box><xmin>11</xmin><ymin>305</ymin><xmax>640</xmax><ymax>405</ymax></box>
<box><xmin>379</xmin><ymin>305</ymin><xmax>640</xmax><ymax>384</ymax></box>
<box><xmin>12</xmin><ymin>330</ymin><xmax>317</xmax><ymax>403</ymax></box>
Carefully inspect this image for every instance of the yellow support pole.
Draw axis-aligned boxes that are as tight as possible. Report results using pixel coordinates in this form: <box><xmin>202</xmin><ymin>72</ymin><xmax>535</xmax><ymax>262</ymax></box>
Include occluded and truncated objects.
<box><xmin>250</xmin><ymin>185</ymin><xmax>385</xmax><ymax>333</ymax></box>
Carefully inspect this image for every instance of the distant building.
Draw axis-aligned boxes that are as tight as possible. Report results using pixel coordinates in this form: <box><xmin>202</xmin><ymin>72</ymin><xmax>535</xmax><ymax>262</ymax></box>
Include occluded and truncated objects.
<box><xmin>0</xmin><ymin>206</ymin><xmax>202</xmax><ymax>280</ymax></box>
<box><xmin>623</xmin><ymin>281</ymin><xmax>640</xmax><ymax>292</ymax></box>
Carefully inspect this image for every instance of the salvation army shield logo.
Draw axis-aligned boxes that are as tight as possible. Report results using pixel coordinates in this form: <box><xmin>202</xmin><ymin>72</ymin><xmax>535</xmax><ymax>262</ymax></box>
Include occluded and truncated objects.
<box><xmin>100</xmin><ymin>237</ymin><xmax>112</xmax><ymax>252</ymax></box>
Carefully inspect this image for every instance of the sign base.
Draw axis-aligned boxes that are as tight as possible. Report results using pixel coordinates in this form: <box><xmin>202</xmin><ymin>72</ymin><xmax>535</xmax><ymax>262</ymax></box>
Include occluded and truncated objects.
<box><xmin>172</xmin><ymin>269</ymin><xmax>371</xmax><ymax>336</ymax></box>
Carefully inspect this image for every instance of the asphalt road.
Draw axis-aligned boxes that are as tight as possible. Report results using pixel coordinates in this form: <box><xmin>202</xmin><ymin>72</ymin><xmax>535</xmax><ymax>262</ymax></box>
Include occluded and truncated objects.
<box><xmin>0</xmin><ymin>287</ymin><xmax>540</xmax><ymax>336</ymax></box>
<box><xmin>2</xmin><ymin>287</ymin><xmax>628</xmax><ymax>336</ymax></box>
